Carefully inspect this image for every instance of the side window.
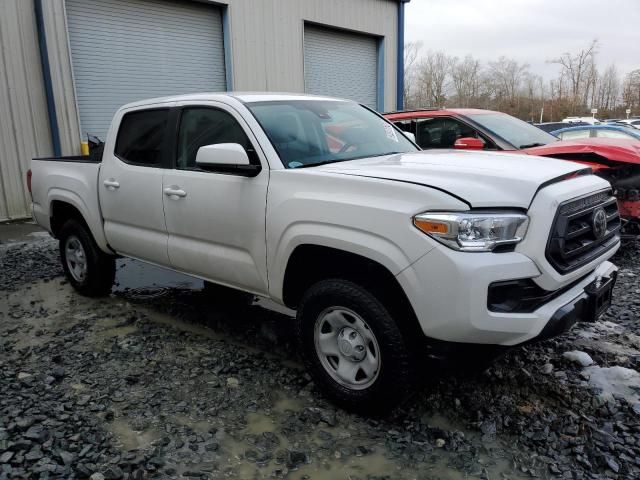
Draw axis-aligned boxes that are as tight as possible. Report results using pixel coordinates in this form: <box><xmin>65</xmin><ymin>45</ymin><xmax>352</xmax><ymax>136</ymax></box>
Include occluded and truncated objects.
<box><xmin>393</xmin><ymin>120</ymin><xmax>417</xmax><ymax>136</ymax></box>
<box><xmin>559</xmin><ymin>130</ymin><xmax>591</xmax><ymax>140</ymax></box>
<box><xmin>416</xmin><ymin>117</ymin><xmax>480</xmax><ymax>149</ymax></box>
<box><xmin>177</xmin><ymin>107</ymin><xmax>254</xmax><ymax>169</ymax></box>
<box><xmin>115</xmin><ymin>109</ymin><xmax>169</xmax><ymax>166</ymax></box>
<box><xmin>596</xmin><ymin>129</ymin><xmax>631</xmax><ymax>139</ymax></box>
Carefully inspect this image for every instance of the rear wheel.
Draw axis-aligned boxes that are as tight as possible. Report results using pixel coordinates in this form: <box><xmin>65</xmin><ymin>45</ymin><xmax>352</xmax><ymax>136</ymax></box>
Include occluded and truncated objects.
<box><xmin>59</xmin><ymin>219</ymin><xmax>115</xmax><ymax>296</ymax></box>
<box><xmin>297</xmin><ymin>279</ymin><xmax>417</xmax><ymax>414</ymax></box>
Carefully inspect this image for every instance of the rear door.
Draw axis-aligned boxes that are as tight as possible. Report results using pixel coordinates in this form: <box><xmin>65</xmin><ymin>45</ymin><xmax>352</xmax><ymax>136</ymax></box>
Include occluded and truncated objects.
<box><xmin>162</xmin><ymin>102</ymin><xmax>269</xmax><ymax>294</ymax></box>
<box><xmin>98</xmin><ymin>106</ymin><xmax>172</xmax><ymax>265</ymax></box>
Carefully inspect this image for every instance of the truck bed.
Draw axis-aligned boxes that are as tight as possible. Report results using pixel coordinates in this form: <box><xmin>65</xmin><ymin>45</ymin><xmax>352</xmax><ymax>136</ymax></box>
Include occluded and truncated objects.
<box><xmin>33</xmin><ymin>155</ymin><xmax>101</xmax><ymax>163</ymax></box>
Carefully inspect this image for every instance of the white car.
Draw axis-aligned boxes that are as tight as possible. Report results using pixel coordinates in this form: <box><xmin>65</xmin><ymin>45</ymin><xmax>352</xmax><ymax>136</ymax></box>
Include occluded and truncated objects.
<box><xmin>615</xmin><ymin>119</ymin><xmax>640</xmax><ymax>130</ymax></box>
<box><xmin>29</xmin><ymin>93</ymin><xmax>620</xmax><ymax>413</ymax></box>
<box><xmin>562</xmin><ymin>116</ymin><xmax>602</xmax><ymax>125</ymax></box>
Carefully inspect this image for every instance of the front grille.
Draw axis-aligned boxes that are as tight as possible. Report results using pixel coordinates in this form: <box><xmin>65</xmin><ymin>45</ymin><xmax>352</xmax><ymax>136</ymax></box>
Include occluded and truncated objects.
<box><xmin>546</xmin><ymin>190</ymin><xmax>620</xmax><ymax>274</ymax></box>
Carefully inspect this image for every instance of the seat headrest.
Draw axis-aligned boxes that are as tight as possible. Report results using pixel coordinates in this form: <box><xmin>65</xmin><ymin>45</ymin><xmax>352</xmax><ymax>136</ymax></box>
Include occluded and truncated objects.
<box><xmin>268</xmin><ymin>114</ymin><xmax>300</xmax><ymax>143</ymax></box>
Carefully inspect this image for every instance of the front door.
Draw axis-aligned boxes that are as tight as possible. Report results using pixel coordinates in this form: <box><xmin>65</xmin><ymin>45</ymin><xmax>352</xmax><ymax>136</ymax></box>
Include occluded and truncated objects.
<box><xmin>98</xmin><ymin>107</ymin><xmax>172</xmax><ymax>265</ymax></box>
<box><xmin>162</xmin><ymin>103</ymin><xmax>269</xmax><ymax>294</ymax></box>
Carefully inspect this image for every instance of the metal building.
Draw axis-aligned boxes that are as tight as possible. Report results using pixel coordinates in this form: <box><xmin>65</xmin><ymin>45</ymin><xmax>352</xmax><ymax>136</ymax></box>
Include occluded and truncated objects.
<box><xmin>0</xmin><ymin>0</ymin><xmax>409</xmax><ymax>220</ymax></box>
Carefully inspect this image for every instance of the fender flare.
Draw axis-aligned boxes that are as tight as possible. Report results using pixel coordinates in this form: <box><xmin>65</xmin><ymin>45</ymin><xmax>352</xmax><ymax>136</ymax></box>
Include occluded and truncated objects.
<box><xmin>47</xmin><ymin>188</ymin><xmax>110</xmax><ymax>252</ymax></box>
<box><xmin>269</xmin><ymin>221</ymin><xmax>427</xmax><ymax>302</ymax></box>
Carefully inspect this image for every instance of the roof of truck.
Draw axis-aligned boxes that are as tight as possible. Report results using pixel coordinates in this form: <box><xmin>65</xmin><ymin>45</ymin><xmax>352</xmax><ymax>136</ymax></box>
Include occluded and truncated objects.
<box><xmin>119</xmin><ymin>92</ymin><xmax>349</xmax><ymax>110</ymax></box>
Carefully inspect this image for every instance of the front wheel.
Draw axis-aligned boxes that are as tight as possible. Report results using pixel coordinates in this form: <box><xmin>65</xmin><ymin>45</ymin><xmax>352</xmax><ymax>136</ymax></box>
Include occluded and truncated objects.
<box><xmin>59</xmin><ymin>219</ymin><xmax>115</xmax><ymax>297</ymax></box>
<box><xmin>297</xmin><ymin>279</ymin><xmax>417</xmax><ymax>414</ymax></box>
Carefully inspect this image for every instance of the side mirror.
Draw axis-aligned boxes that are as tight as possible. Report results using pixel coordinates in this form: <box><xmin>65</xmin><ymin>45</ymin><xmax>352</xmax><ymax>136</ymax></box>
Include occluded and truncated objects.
<box><xmin>195</xmin><ymin>143</ymin><xmax>261</xmax><ymax>176</ymax></box>
<box><xmin>454</xmin><ymin>137</ymin><xmax>485</xmax><ymax>150</ymax></box>
<box><xmin>403</xmin><ymin>131</ymin><xmax>416</xmax><ymax>143</ymax></box>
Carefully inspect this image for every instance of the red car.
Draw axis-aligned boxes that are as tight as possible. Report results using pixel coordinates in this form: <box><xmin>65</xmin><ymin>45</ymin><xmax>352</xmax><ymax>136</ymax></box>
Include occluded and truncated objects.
<box><xmin>385</xmin><ymin>108</ymin><xmax>640</xmax><ymax>238</ymax></box>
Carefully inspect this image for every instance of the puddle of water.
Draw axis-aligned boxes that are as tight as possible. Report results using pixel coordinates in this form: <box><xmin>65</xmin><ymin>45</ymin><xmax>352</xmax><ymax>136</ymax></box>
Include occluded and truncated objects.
<box><xmin>142</xmin><ymin>308</ymin><xmax>225</xmax><ymax>342</ymax></box>
<box><xmin>107</xmin><ymin>418</ymin><xmax>162</xmax><ymax>451</ymax></box>
<box><xmin>114</xmin><ymin>258</ymin><xmax>202</xmax><ymax>295</ymax></box>
<box><xmin>290</xmin><ymin>451</ymin><xmax>401</xmax><ymax>480</ymax></box>
<box><xmin>100</xmin><ymin>324</ymin><xmax>138</xmax><ymax>338</ymax></box>
<box><xmin>245</xmin><ymin>413</ymin><xmax>276</xmax><ymax>434</ymax></box>
<box><xmin>171</xmin><ymin>414</ymin><xmax>215</xmax><ymax>435</ymax></box>
<box><xmin>0</xmin><ymin>279</ymin><xmax>85</xmax><ymax>348</ymax></box>
<box><xmin>273</xmin><ymin>395</ymin><xmax>305</xmax><ymax>414</ymax></box>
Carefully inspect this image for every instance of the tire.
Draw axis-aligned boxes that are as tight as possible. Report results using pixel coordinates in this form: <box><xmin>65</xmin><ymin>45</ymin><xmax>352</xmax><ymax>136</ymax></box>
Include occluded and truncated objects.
<box><xmin>297</xmin><ymin>279</ymin><xmax>416</xmax><ymax>415</ymax></box>
<box><xmin>59</xmin><ymin>219</ymin><xmax>115</xmax><ymax>297</ymax></box>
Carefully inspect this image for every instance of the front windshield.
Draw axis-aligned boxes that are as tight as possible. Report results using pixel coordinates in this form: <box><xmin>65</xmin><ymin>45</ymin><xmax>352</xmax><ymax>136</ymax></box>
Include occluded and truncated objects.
<box><xmin>467</xmin><ymin>113</ymin><xmax>559</xmax><ymax>149</ymax></box>
<box><xmin>247</xmin><ymin>100</ymin><xmax>418</xmax><ymax>168</ymax></box>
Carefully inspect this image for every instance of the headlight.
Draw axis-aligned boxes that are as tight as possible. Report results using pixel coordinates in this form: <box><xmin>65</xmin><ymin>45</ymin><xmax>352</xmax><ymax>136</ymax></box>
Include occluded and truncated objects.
<box><xmin>413</xmin><ymin>212</ymin><xmax>529</xmax><ymax>252</ymax></box>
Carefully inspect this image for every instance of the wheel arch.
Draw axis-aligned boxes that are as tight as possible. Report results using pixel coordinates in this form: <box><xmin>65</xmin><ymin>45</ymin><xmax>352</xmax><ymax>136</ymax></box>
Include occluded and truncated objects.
<box><xmin>48</xmin><ymin>191</ymin><xmax>110</xmax><ymax>252</ymax></box>
<box><xmin>281</xmin><ymin>244</ymin><xmax>425</xmax><ymax>341</ymax></box>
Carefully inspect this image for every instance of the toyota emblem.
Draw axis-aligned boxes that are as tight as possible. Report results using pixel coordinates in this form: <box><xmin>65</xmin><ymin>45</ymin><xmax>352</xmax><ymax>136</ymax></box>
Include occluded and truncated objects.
<box><xmin>592</xmin><ymin>208</ymin><xmax>607</xmax><ymax>239</ymax></box>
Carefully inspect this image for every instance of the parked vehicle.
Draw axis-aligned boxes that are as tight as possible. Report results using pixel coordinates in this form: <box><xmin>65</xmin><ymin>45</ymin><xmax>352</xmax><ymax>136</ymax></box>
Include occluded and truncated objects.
<box><xmin>385</xmin><ymin>108</ymin><xmax>640</xmax><ymax>239</ymax></box>
<box><xmin>30</xmin><ymin>93</ymin><xmax>619</xmax><ymax>413</ymax></box>
<box><xmin>386</xmin><ymin>108</ymin><xmax>559</xmax><ymax>151</ymax></box>
<box><xmin>551</xmin><ymin>124</ymin><xmax>640</xmax><ymax>141</ymax></box>
<box><xmin>525</xmin><ymin>139</ymin><xmax>640</xmax><ymax>238</ymax></box>
<box><xmin>615</xmin><ymin>119</ymin><xmax>640</xmax><ymax>129</ymax></box>
<box><xmin>536</xmin><ymin>121</ymin><xmax>588</xmax><ymax>134</ymax></box>
<box><xmin>562</xmin><ymin>116</ymin><xmax>602</xmax><ymax>125</ymax></box>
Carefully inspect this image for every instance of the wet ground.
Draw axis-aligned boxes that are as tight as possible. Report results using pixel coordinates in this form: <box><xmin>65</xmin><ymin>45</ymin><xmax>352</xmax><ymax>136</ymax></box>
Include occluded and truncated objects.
<box><xmin>1</xmin><ymin>225</ymin><xmax>640</xmax><ymax>479</ymax></box>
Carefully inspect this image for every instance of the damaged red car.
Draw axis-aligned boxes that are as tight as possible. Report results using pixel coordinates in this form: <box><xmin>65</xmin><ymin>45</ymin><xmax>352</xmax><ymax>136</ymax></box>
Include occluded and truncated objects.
<box><xmin>385</xmin><ymin>109</ymin><xmax>640</xmax><ymax>239</ymax></box>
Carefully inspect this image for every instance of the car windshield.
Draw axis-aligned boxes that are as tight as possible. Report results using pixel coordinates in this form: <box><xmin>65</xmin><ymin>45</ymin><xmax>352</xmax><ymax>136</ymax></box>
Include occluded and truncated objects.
<box><xmin>467</xmin><ymin>113</ymin><xmax>559</xmax><ymax>149</ymax></box>
<box><xmin>247</xmin><ymin>100</ymin><xmax>418</xmax><ymax>168</ymax></box>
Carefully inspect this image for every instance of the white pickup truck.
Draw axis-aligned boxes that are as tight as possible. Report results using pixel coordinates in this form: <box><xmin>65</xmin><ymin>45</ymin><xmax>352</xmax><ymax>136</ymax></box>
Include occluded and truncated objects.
<box><xmin>30</xmin><ymin>93</ymin><xmax>620</xmax><ymax>413</ymax></box>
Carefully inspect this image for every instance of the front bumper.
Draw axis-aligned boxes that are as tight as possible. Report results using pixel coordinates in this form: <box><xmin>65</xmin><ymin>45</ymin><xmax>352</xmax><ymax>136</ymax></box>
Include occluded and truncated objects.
<box><xmin>397</xmin><ymin>245</ymin><xmax>618</xmax><ymax>346</ymax></box>
<box><xmin>530</xmin><ymin>270</ymin><xmax>617</xmax><ymax>343</ymax></box>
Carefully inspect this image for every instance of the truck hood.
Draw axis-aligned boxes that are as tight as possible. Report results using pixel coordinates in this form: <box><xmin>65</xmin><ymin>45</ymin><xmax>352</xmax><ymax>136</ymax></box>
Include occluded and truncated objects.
<box><xmin>315</xmin><ymin>150</ymin><xmax>588</xmax><ymax>208</ymax></box>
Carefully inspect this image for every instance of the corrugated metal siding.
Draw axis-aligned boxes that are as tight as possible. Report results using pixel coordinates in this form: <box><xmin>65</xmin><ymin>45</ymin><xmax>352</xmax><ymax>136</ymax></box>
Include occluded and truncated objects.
<box><xmin>42</xmin><ymin>0</ymin><xmax>82</xmax><ymax>156</ymax></box>
<box><xmin>65</xmin><ymin>0</ymin><xmax>227</xmax><ymax>140</ymax></box>
<box><xmin>226</xmin><ymin>0</ymin><xmax>398</xmax><ymax>111</ymax></box>
<box><xmin>304</xmin><ymin>25</ymin><xmax>377</xmax><ymax>108</ymax></box>
<box><xmin>0</xmin><ymin>0</ymin><xmax>53</xmax><ymax>220</ymax></box>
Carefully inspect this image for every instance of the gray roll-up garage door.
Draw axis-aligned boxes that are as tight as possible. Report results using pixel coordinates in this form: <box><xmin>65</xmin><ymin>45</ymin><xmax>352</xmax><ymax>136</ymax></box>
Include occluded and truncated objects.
<box><xmin>304</xmin><ymin>25</ymin><xmax>378</xmax><ymax>109</ymax></box>
<box><xmin>66</xmin><ymin>0</ymin><xmax>227</xmax><ymax>140</ymax></box>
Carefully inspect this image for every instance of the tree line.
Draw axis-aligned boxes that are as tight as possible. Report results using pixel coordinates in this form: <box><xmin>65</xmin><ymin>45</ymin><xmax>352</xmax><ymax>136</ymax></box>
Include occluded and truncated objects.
<box><xmin>403</xmin><ymin>40</ymin><xmax>640</xmax><ymax>122</ymax></box>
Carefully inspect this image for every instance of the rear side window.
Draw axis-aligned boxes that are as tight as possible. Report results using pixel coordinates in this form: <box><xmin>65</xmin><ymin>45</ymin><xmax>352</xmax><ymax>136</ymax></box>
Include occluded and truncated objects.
<box><xmin>115</xmin><ymin>109</ymin><xmax>169</xmax><ymax>166</ymax></box>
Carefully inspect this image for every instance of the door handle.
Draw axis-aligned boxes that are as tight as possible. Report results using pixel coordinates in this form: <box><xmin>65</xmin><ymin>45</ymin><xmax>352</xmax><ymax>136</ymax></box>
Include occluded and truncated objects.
<box><xmin>103</xmin><ymin>179</ymin><xmax>120</xmax><ymax>189</ymax></box>
<box><xmin>164</xmin><ymin>187</ymin><xmax>187</xmax><ymax>198</ymax></box>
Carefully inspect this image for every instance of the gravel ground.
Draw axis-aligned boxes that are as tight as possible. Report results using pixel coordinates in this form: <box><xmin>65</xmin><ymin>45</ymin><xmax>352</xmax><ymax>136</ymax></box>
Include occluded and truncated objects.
<box><xmin>1</xmin><ymin>232</ymin><xmax>639</xmax><ymax>480</ymax></box>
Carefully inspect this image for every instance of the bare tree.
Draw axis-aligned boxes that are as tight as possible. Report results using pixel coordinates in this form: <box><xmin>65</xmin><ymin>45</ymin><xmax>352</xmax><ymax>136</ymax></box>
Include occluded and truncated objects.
<box><xmin>622</xmin><ymin>69</ymin><xmax>640</xmax><ymax>110</ymax></box>
<box><xmin>450</xmin><ymin>55</ymin><xmax>481</xmax><ymax>107</ymax></box>
<box><xmin>550</xmin><ymin>39</ymin><xmax>599</xmax><ymax>109</ymax></box>
<box><xmin>401</xmin><ymin>37</ymin><xmax>635</xmax><ymax>120</ymax></box>
<box><xmin>486</xmin><ymin>56</ymin><xmax>529</xmax><ymax>109</ymax></box>
<box><xmin>416</xmin><ymin>51</ymin><xmax>453</xmax><ymax>107</ymax></box>
<box><xmin>596</xmin><ymin>65</ymin><xmax>620</xmax><ymax>111</ymax></box>
<box><xmin>403</xmin><ymin>41</ymin><xmax>422</xmax><ymax>108</ymax></box>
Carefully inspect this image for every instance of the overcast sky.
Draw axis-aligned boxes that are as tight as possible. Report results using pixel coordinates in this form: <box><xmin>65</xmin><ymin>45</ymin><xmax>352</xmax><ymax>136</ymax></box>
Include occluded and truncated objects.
<box><xmin>404</xmin><ymin>0</ymin><xmax>639</xmax><ymax>79</ymax></box>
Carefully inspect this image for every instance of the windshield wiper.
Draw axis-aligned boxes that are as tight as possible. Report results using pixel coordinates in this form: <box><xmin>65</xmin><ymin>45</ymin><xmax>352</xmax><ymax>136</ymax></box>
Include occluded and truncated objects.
<box><xmin>295</xmin><ymin>151</ymin><xmax>407</xmax><ymax>169</ymax></box>
<box><xmin>295</xmin><ymin>159</ymin><xmax>345</xmax><ymax>169</ymax></box>
<box><xmin>519</xmin><ymin>142</ymin><xmax>547</xmax><ymax>149</ymax></box>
